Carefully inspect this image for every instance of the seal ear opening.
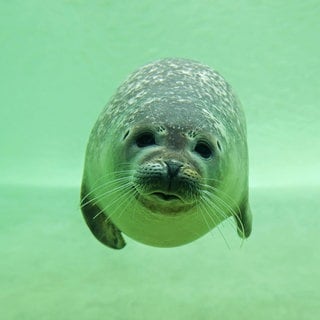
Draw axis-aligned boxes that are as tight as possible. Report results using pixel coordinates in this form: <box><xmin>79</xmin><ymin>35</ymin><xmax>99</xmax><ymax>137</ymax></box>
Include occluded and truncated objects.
<box><xmin>80</xmin><ymin>182</ymin><xmax>126</xmax><ymax>249</ymax></box>
<box><xmin>235</xmin><ymin>195</ymin><xmax>252</xmax><ymax>239</ymax></box>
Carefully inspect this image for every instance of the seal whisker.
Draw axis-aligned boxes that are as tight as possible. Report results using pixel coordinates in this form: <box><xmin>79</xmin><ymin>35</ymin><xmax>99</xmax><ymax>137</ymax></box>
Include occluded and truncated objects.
<box><xmin>200</xmin><ymin>184</ymin><xmax>245</xmax><ymax>236</ymax></box>
<box><xmin>114</xmin><ymin>188</ymin><xmax>139</xmax><ymax>222</ymax></box>
<box><xmin>93</xmin><ymin>185</ymin><xmax>136</xmax><ymax>221</ymax></box>
<box><xmin>197</xmin><ymin>202</ymin><xmax>216</xmax><ymax>241</ymax></box>
<box><xmin>201</xmin><ymin>189</ymin><xmax>230</xmax><ymax>220</ymax></box>
<box><xmin>203</xmin><ymin>177</ymin><xmax>223</xmax><ymax>183</ymax></box>
<box><xmin>103</xmin><ymin>186</ymin><xmax>138</xmax><ymax>222</ymax></box>
<box><xmin>84</xmin><ymin>168</ymin><xmax>133</xmax><ymax>188</ymax></box>
<box><xmin>203</xmin><ymin>192</ymin><xmax>246</xmax><ymax>247</ymax></box>
<box><xmin>89</xmin><ymin>167</ymin><xmax>133</xmax><ymax>181</ymax></box>
<box><xmin>104</xmin><ymin>190</ymin><xmax>137</xmax><ymax>222</ymax></box>
<box><xmin>81</xmin><ymin>181</ymin><xmax>133</xmax><ymax>209</ymax></box>
<box><xmin>199</xmin><ymin>200</ymin><xmax>231</xmax><ymax>249</ymax></box>
<box><xmin>203</xmin><ymin>184</ymin><xmax>243</xmax><ymax>217</ymax></box>
<box><xmin>212</xmin><ymin>194</ymin><xmax>245</xmax><ymax>237</ymax></box>
<box><xmin>202</xmin><ymin>188</ymin><xmax>244</xmax><ymax>237</ymax></box>
<box><xmin>201</xmin><ymin>190</ymin><xmax>240</xmax><ymax>238</ymax></box>
<box><xmin>81</xmin><ymin>177</ymin><xmax>133</xmax><ymax>208</ymax></box>
<box><xmin>212</xmin><ymin>194</ymin><xmax>245</xmax><ymax>238</ymax></box>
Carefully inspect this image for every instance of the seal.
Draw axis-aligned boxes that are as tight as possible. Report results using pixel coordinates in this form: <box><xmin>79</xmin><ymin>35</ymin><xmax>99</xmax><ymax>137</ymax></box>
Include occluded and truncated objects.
<box><xmin>80</xmin><ymin>58</ymin><xmax>252</xmax><ymax>249</ymax></box>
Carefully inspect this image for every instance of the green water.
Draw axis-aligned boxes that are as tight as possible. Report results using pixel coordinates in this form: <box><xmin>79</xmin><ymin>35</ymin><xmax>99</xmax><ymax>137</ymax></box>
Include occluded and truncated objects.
<box><xmin>1</xmin><ymin>1</ymin><xmax>319</xmax><ymax>319</ymax></box>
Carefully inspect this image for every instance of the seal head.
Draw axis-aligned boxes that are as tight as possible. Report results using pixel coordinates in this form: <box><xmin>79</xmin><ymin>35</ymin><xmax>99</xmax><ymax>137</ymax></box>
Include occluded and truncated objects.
<box><xmin>80</xmin><ymin>58</ymin><xmax>252</xmax><ymax>249</ymax></box>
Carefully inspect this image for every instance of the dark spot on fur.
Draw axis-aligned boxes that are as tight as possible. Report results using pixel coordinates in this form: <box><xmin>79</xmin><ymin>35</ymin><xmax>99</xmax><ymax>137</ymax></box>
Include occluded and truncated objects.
<box><xmin>217</xmin><ymin>140</ymin><xmax>222</xmax><ymax>151</ymax></box>
<box><xmin>123</xmin><ymin>130</ymin><xmax>130</xmax><ymax>140</ymax></box>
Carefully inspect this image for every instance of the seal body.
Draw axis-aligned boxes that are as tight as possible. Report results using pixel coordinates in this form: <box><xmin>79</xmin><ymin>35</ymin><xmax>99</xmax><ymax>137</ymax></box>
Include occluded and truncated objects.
<box><xmin>81</xmin><ymin>58</ymin><xmax>252</xmax><ymax>249</ymax></box>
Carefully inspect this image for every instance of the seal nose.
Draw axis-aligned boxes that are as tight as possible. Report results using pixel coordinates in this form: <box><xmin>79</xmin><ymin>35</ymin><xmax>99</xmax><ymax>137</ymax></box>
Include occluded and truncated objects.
<box><xmin>165</xmin><ymin>160</ymin><xmax>183</xmax><ymax>178</ymax></box>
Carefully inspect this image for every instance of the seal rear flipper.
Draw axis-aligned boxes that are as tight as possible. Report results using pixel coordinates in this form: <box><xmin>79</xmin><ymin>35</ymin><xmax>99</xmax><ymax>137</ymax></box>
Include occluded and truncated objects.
<box><xmin>235</xmin><ymin>195</ymin><xmax>252</xmax><ymax>239</ymax></box>
<box><xmin>80</xmin><ymin>183</ymin><xmax>126</xmax><ymax>249</ymax></box>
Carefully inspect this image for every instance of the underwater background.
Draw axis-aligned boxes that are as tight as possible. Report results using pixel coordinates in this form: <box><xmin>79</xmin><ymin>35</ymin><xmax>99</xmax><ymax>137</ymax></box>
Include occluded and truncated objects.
<box><xmin>1</xmin><ymin>1</ymin><xmax>319</xmax><ymax>319</ymax></box>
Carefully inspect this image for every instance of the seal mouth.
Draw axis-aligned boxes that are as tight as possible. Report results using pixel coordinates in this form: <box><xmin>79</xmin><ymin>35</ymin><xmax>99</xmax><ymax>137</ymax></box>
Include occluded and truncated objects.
<box><xmin>136</xmin><ymin>189</ymin><xmax>195</xmax><ymax>214</ymax></box>
<box><xmin>151</xmin><ymin>192</ymin><xmax>181</xmax><ymax>201</ymax></box>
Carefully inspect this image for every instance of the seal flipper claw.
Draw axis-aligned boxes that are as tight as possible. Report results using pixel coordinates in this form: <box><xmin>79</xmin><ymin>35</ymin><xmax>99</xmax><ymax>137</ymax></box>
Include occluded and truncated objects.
<box><xmin>80</xmin><ymin>183</ymin><xmax>126</xmax><ymax>249</ymax></box>
<box><xmin>235</xmin><ymin>195</ymin><xmax>252</xmax><ymax>239</ymax></box>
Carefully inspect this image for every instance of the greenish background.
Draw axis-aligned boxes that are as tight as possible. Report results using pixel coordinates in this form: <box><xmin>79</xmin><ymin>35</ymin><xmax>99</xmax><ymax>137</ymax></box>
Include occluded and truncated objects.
<box><xmin>1</xmin><ymin>1</ymin><xmax>319</xmax><ymax>319</ymax></box>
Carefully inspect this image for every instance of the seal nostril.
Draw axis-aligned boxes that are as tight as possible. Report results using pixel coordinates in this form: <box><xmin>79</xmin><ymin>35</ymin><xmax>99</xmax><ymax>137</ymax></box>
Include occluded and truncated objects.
<box><xmin>165</xmin><ymin>160</ymin><xmax>182</xmax><ymax>178</ymax></box>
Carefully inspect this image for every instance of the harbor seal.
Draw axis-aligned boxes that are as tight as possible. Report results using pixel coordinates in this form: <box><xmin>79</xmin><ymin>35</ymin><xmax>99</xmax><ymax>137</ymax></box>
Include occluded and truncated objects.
<box><xmin>80</xmin><ymin>58</ymin><xmax>252</xmax><ymax>249</ymax></box>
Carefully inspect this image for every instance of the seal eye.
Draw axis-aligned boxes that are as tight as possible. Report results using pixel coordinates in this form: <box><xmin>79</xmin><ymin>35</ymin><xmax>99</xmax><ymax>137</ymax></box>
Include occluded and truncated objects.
<box><xmin>136</xmin><ymin>132</ymin><xmax>156</xmax><ymax>147</ymax></box>
<box><xmin>194</xmin><ymin>141</ymin><xmax>213</xmax><ymax>159</ymax></box>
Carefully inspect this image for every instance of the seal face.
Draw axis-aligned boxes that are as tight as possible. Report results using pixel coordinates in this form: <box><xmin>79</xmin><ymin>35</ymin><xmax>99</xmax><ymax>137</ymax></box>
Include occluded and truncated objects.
<box><xmin>80</xmin><ymin>58</ymin><xmax>252</xmax><ymax>249</ymax></box>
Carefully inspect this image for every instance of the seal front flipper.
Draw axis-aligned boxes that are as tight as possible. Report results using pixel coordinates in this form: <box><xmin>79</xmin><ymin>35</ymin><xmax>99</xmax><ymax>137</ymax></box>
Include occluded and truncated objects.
<box><xmin>235</xmin><ymin>195</ymin><xmax>252</xmax><ymax>239</ymax></box>
<box><xmin>80</xmin><ymin>183</ymin><xmax>126</xmax><ymax>249</ymax></box>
